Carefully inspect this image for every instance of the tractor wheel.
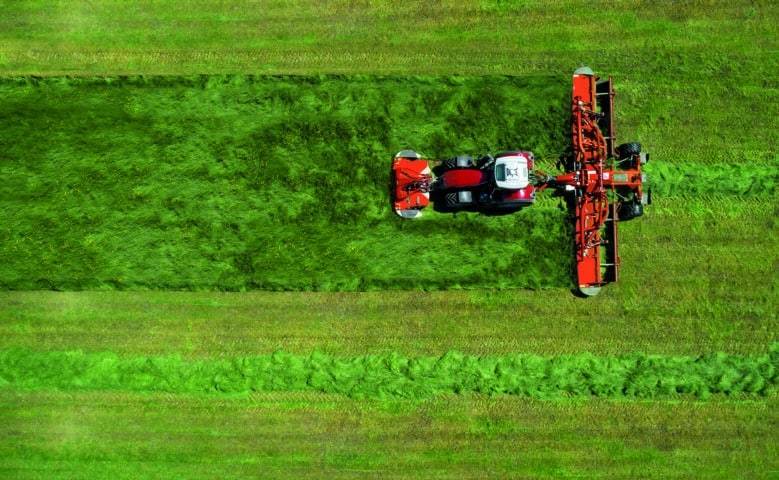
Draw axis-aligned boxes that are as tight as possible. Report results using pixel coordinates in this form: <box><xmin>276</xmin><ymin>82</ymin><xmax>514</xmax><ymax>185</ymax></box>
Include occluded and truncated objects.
<box><xmin>616</xmin><ymin>142</ymin><xmax>641</xmax><ymax>159</ymax></box>
<box><xmin>396</xmin><ymin>149</ymin><xmax>421</xmax><ymax>160</ymax></box>
<box><xmin>618</xmin><ymin>201</ymin><xmax>643</xmax><ymax>221</ymax></box>
<box><xmin>444</xmin><ymin>190</ymin><xmax>474</xmax><ymax>209</ymax></box>
<box><xmin>442</xmin><ymin>156</ymin><xmax>474</xmax><ymax>171</ymax></box>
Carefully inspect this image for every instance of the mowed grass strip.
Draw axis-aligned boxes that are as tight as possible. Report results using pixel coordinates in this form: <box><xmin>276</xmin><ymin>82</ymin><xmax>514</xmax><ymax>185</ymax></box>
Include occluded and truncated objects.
<box><xmin>0</xmin><ymin>286</ymin><xmax>774</xmax><ymax>361</ymax></box>
<box><xmin>0</xmin><ymin>1</ymin><xmax>774</xmax><ymax>79</ymax></box>
<box><xmin>1</xmin><ymin>390</ymin><xmax>776</xmax><ymax>479</ymax></box>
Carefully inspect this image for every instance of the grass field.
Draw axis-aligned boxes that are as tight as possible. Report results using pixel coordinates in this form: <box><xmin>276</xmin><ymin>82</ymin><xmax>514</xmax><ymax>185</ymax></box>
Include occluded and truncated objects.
<box><xmin>3</xmin><ymin>391</ymin><xmax>776</xmax><ymax>479</ymax></box>
<box><xmin>0</xmin><ymin>288</ymin><xmax>775</xmax><ymax>358</ymax></box>
<box><xmin>1</xmin><ymin>0</ymin><xmax>778</xmax><ymax>478</ymax></box>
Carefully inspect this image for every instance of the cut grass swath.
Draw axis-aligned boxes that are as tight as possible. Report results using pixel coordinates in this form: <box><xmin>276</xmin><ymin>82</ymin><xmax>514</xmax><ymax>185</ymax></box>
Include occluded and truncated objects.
<box><xmin>643</xmin><ymin>161</ymin><xmax>778</xmax><ymax>198</ymax></box>
<box><xmin>1</xmin><ymin>346</ymin><xmax>776</xmax><ymax>400</ymax></box>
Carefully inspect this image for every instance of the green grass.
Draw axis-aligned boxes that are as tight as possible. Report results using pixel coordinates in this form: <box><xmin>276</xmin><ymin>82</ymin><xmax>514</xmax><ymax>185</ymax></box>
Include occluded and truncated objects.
<box><xmin>2</xmin><ymin>391</ymin><xmax>776</xmax><ymax>479</ymax></box>
<box><xmin>1</xmin><ymin>76</ymin><xmax>775</xmax><ymax>291</ymax></box>
<box><xmin>0</xmin><ymin>75</ymin><xmax>572</xmax><ymax>291</ymax></box>
<box><xmin>2</xmin><ymin>346</ymin><xmax>776</xmax><ymax>399</ymax></box>
<box><xmin>1</xmin><ymin>1</ymin><xmax>778</xmax><ymax>478</ymax></box>
<box><xmin>644</xmin><ymin>162</ymin><xmax>777</xmax><ymax>198</ymax></box>
<box><xmin>0</xmin><ymin>284</ymin><xmax>775</xmax><ymax>359</ymax></box>
<box><xmin>1</xmin><ymin>1</ymin><xmax>777</xmax><ymax>166</ymax></box>
<box><xmin>1</xmin><ymin>1</ymin><xmax>775</xmax><ymax>77</ymax></box>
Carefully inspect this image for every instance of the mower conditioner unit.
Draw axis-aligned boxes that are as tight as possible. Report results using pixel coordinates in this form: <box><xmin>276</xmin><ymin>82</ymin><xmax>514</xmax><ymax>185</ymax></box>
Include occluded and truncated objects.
<box><xmin>391</xmin><ymin>67</ymin><xmax>650</xmax><ymax>296</ymax></box>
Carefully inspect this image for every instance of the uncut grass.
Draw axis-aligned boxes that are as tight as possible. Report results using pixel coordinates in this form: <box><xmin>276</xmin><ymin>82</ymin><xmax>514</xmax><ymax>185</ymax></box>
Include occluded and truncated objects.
<box><xmin>0</xmin><ymin>75</ymin><xmax>572</xmax><ymax>291</ymax></box>
<box><xmin>1</xmin><ymin>391</ymin><xmax>776</xmax><ymax>479</ymax></box>
<box><xmin>1</xmin><ymin>346</ymin><xmax>775</xmax><ymax>400</ymax></box>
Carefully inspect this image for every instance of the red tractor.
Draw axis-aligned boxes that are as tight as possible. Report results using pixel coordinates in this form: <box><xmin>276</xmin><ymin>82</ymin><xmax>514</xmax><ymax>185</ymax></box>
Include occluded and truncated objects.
<box><xmin>391</xmin><ymin>67</ymin><xmax>650</xmax><ymax>296</ymax></box>
<box><xmin>393</xmin><ymin>150</ymin><xmax>537</xmax><ymax>218</ymax></box>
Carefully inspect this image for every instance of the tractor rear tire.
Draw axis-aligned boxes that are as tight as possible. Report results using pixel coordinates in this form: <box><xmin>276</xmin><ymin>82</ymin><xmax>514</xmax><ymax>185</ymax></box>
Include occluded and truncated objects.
<box><xmin>442</xmin><ymin>156</ymin><xmax>474</xmax><ymax>171</ymax></box>
<box><xmin>444</xmin><ymin>190</ymin><xmax>474</xmax><ymax>210</ymax></box>
<box><xmin>616</xmin><ymin>142</ymin><xmax>641</xmax><ymax>159</ymax></box>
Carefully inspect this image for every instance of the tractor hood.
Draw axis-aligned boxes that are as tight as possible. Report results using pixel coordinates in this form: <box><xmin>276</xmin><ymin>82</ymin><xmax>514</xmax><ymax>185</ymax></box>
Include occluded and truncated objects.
<box><xmin>494</xmin><ymin>154</ymin><xmax>530</xmax><ymax>189</ymax></box>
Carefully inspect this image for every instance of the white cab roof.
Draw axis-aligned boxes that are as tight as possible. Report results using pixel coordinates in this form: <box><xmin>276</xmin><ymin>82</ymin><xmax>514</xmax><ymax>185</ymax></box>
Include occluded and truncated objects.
<box><xmin>494</xmin><ymin>155</ymin><xmax>529</xmax><ymax>189</ymax></box>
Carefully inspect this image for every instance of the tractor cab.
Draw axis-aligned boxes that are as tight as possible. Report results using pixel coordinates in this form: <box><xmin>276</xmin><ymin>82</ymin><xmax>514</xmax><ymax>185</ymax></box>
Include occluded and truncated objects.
<box><xmin>493</xmin><ymin>153</ymin><xmax>531</xmax><ymax>190</ymax></box>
